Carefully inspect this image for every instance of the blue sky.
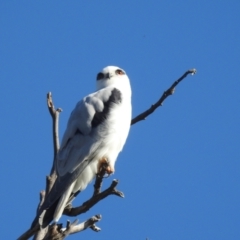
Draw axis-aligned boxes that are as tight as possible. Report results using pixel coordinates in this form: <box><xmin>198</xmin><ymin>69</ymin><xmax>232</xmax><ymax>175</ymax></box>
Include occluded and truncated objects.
<box><xmin>1</xmin><ymin>1</ymin><xmax>240</xmax><ymax>239</ymax></box>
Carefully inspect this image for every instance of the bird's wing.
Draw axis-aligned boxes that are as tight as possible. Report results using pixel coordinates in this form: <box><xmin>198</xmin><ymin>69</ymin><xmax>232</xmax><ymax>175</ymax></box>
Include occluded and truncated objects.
<box><xmin>56</xmin><ymin>86</ymin><xmax>121</xmax><ymax>177</ymax></box>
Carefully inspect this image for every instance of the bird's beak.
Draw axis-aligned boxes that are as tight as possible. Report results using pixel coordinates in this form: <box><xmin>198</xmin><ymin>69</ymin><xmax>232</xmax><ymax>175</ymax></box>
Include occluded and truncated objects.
<box><xmin>105</xmin><ymin>73</ymin><xmax>110</xmax><ymax>79</ymax></box>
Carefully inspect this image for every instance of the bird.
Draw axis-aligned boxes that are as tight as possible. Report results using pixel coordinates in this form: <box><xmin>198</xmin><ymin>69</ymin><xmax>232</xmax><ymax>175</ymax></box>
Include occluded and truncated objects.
<box><xmin>33</xmin><ymin>66</ymin><xmax>132</xmax><ymax>227</ymax></box>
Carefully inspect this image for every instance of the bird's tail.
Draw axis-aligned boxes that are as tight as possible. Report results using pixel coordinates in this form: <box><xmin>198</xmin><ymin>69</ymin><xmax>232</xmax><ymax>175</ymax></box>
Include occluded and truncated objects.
<box><xmin>53</xmin><ymin>180</ymin><xmax>76</xmax><ymax>222</ymax></box>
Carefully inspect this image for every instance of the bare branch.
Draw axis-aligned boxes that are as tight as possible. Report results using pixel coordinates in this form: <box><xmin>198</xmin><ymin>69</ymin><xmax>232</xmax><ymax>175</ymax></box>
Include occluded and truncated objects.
<box><xmin>64</xmin><ymin>215</ymin><xmax>101</xmax><ymax>235</ymax></box>
<box><xmin>131</xmin><ymin>69</ymin><xmax>197</xmax><ymax>125</ymax></box>
<box><xmin>42</xmin><ymin>215</ymin><xmax>101</xmax><ymax>240</ymax></box>
<box><xmin>64</xmin><ymin>179</ymin><xmax>123</xmax><ymax>217</ymax></box>
<box><xmin>30</xmin><ymin>93</ymin><xmax>63</xmax><ymax>239</ymax></box>
<box><xmin>22</xmin><ymin>93</ymin><xmax>63</xmax><ymax>240</ymax></box>
<box><xmin>47</xmin><ymin>92</ymin><xmax>62</xmax><ymax>176</ymax></box>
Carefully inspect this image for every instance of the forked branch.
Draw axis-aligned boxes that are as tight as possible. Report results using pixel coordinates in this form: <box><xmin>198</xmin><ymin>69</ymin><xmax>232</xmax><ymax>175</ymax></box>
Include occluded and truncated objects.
<box><xmin>47</xmin><ymin>92</ymin><xmax>62</xmax><ymax>176</ymax></box>
<box><xmin>64</xmin><ymin>179</ymin><xmax>123</xmax><ymax>217</ymax></box>
<box><xmin>42</xmin><ymin>215</ymin><xmax>101</xmax><ymax>240</ymax></box>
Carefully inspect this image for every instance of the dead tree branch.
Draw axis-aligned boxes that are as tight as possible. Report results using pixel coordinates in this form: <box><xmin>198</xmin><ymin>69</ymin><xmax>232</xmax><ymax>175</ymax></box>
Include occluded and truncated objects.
<box><xmin>64</xmin><ymin>179</ymin><xmax>123</xmax><ymax>217</ymax></box>
<box><xmin>47</xmin><ymin>92</ymin><xmax>62</xmax><ymax>176</ymax></box>
<box><xmin>42</xmin><ymin>215</ymin><xmax>101</xmax><ymax>240</ymax></box>
<box><xmin>18</xmin><ymin>93</ymin><xmax>63</xmax><ymax>240</ymax></box>
<box><xmin>131</xmin><ymin>69</ymin><xmax>197</xmax><ymax>125</ymax></box>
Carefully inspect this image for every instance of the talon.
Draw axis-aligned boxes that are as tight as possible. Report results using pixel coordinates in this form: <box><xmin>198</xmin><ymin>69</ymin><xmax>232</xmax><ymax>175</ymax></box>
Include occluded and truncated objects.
<box><xmin>105</xmin><ymin>166</ymin><xmax>114</xmax><ymax>175</ymax></box>
<box><xmin>98</xmin><ymin>157</ymin><xmax>114</xmax><ymax>175</ymax></box>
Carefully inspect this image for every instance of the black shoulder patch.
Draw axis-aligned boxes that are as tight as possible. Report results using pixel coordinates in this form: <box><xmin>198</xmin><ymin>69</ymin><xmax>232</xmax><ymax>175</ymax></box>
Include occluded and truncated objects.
<box><xmin>91</xmin><ymin>88</ymin><xmax>122</xmax><ymax>128</ymax></box>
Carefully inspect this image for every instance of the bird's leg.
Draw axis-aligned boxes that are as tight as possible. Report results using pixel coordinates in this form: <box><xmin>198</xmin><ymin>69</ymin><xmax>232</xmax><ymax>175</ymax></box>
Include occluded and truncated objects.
<box><xmin>98</xmin><ymin>157</ymin><xmax>114</xmax><ymax>175</ymax></box>
<box><xmin>93</xmin><ymin>157</ymin><xmax>112</xmax><ymax>196</ymax></box>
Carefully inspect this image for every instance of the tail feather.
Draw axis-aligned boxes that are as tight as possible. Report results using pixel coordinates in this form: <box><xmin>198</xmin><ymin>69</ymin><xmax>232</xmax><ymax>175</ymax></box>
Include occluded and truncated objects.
<box><xmin>53</xmin><ymin>180</ymin><xmax>76</xmax><ymax>222</ymax></box>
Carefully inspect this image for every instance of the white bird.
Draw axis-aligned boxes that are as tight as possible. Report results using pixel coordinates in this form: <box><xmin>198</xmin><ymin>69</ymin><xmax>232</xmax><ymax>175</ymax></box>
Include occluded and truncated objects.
<box><xmin>34</xmin><ymin>66</ymin><xmax>132</xmax><ymax>227</ymax></box>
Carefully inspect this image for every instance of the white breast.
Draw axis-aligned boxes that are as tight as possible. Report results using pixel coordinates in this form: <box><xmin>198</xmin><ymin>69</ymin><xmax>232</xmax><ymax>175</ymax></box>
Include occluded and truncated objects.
<box><xmin>73</xmin><ymin>91</ymin><xmax>131</xmax><ymax>193</ymax></box>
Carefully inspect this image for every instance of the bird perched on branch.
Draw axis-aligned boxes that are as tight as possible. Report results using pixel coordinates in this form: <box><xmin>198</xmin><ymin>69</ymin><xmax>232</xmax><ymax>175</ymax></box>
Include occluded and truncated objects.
<box><xmin>33</xmin><ymin>66</ymin><xmax>132</xmax><ymax>227</ymax></box>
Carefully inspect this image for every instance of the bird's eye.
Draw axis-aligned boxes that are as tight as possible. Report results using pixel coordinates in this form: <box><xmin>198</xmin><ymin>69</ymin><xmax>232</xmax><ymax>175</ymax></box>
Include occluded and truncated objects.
<box><xmin>115</xmin><ymin>69</ymin><xmax>125</xmax><ymax>75</ymax></box>
<box><xmin>96</xmin><ymin>72</ymin><xmax>104</xmax><ymax>80</ymax></box>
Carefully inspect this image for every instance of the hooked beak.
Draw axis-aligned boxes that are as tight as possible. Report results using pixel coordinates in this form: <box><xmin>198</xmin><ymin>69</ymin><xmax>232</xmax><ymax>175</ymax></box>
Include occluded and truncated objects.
<box><xmin>105</xmin><ymin>73</ymin><xmax>110</xmax><ymax>79</ymax></box>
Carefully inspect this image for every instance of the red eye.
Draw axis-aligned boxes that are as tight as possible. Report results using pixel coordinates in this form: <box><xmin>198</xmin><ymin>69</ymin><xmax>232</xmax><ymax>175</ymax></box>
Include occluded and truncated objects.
<box><xmin>115</xmin><ymin>69</ymin><xmax>125</xmax><ymax>75</ymax></box>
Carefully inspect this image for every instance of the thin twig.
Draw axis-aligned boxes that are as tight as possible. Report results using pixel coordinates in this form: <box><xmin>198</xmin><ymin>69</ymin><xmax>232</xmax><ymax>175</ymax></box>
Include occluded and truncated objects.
<box><xmin>32</xmin><ymin>93</ymin><xmax>63</xmax><ymax>239</ymax></box>
<box><xmin>63</xmin><ymin>179</ymin><xmax>123</xmax><ymax>217</ymax></box>
<box><xmin>47</xmin><ymin>92</ymin><xmax>62</xmax><ymax>176</ymax></box>
<box><xmin>131</xmin><ymin>69</ymin><xmax>197</xmax><ymax>125</ymax></box>
<box><xmin>20</xmin><ymin>93</ymin><xmax>63</xmax><ymax>240</ymax></box>
<box><xmin>65</xmin><ymin>215</ymin><xmax>101</xmax><ymax>235</ymax></box>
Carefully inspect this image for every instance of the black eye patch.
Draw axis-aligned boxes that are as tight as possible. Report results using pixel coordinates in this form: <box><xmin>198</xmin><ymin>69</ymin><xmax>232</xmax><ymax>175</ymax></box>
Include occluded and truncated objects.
<box><xmin>96</xmin><ymin>72</ymin><xmax>104</xmax><ymax>80</ymax></box>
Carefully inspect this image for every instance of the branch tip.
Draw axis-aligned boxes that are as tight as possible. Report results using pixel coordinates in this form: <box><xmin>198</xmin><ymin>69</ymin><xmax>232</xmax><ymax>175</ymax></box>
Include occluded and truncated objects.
<box><xmin>95</xmin><ymin>214</ymin><xmax>102</xmax><ymax>219</ymax></box>
<box><xmin>66</xmin><ymin>220</ymin><xmax>71</xmax><ymax>229</ymax></box>
<box><xmin>189</xmin><ymin>68</ymin><xmax>197</xmax><ymax>75</ymax></box>
<box><xmin>115</xmin><ymin>190</ymin><xmax>124</xmax><ymax>198</ymax></box>
<box><xmin>111</xmin><ymin>179</ymin><xmax>119</xmax><ymax>188</ymax></box>
<box><xmin>90</xmin><ymin>224</ymin><xmax>101</xmax><ymax>232</ymax></box>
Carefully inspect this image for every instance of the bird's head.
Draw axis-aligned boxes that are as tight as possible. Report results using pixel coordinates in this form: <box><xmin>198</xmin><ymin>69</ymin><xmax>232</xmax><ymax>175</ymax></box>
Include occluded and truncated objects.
<box><xmin>96</xmin><ymin>66</ymin><xmax>130</xmax><ymax>91</ymax></box>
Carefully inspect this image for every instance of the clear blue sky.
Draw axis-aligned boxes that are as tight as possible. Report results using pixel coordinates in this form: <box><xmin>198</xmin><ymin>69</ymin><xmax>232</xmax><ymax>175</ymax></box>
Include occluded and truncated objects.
<box><xmin>1</xmin><ymin>1</ymin><xmax>239</xmax><ymax>239</ymax></box>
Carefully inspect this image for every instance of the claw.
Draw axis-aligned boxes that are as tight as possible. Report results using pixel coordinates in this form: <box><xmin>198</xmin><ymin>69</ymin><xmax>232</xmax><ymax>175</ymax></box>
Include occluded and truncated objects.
<box><xmin>98</xmin><ymin>157</ymin><xmax>114</xmax><ymax>175</ymax></box>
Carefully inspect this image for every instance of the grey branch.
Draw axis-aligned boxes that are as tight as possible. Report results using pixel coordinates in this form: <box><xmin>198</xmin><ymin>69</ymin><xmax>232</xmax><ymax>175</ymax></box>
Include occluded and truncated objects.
<box><xmin>131</xmin><ymin>69</ymin><xmax>197</xmax><ymax>125</ymax></box>
<box><xmin>47</xmin><ymin>92</ymin><xmax>62</xmax><ymax>176</ymax></box>
<box><xmin>42</xmin><ymin>215</ymin><xmax>101</xmax><ymax>240</ymax></box>
<box><xmin>64</xmin><ymin>179</ymin><xmax>123</xmax><ymax>217</ymax></box>
<box><xmin>32</xmin><ymin>93</ymin><xmax>63</xmax><ymax>239</ymax></box>
<box><xmin>18</xmin><ymin>93</ymin><xmax>63</xmax><ymax>240</ymax></box>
